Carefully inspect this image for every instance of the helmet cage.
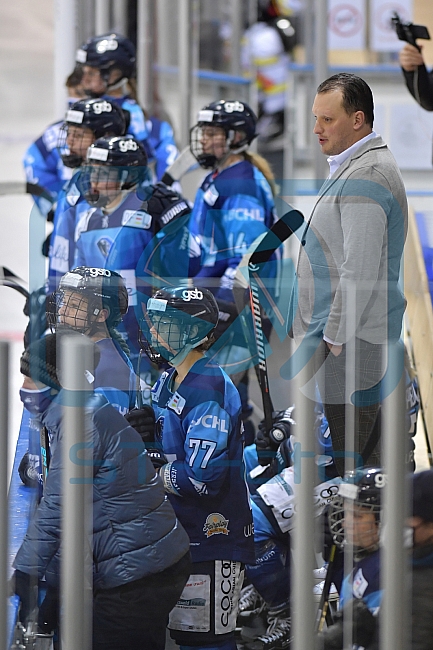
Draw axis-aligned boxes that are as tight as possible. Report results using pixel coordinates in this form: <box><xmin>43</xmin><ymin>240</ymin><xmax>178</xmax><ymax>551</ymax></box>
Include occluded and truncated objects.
<box><xmin>329</xmin><ymin>468</ymin><xmax>384</xmax><ymax>553</ymax></box>
<box><xmin>49</xmin><ymin>268</ymin><xmax>128</xmax><ymax>334</ymax></box>
<box><xmin>190</xmin><ymin>100</ymin><xmax>257</xmax><ymax>169</ymax></box>
<box><xmin>78</xmin><ymin>163</ymin><xmax>145</xmax><ymax>207</ymax></box>
<box><xmin>139</xmin><ymin>306</ymin><xmax>214</xmax><ymax>365</ymax></box>
<box><xmin>58</xmin><ymin>123</ymin><xmax>95</xmax><ymax>169</ymax></box>
<box><xmin>50</xmin><ymin>289</ymin><xmax>102</xmax><ymax>334</ymax></box>
<box><xmin>57</xmin><ymin>100</ymin><xmax>127</xmax><ymax>168</ymax></box>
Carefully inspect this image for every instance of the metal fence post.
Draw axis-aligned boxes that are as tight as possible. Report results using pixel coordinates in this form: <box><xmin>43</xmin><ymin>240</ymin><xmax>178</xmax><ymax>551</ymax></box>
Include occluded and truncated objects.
<box><xmin>0</xmin><ymin>342</ymin><xmax>9</xmax><ymax>650</ymax></box>
<box><xmin>137</xmin><ymin>0</ymin><xmax>154</xmax><ymax>113</ymax></box>
<box><xmin>54</xmin><ymin>0</ymin><xmax>77</xmax><ymax>118</ymax></box>
<box><xmin>292</xmin><ymin>343</ymin><xmax>317</xmax><ymax>650</ymax></box>
<box><xmin>178</xmin><ymin>0</ymin><xmax>192</xmax><ymax>149</ymax></box>
<box><xmin>381</xmin><ymin>340</ymin><xmax>408</xmax><ymax>650</ymax></box>
<box><xmin>95</xmin><ymin>0</ymin><xmax>111</xmax><ymax>35</ymax></box>
<box><xmin>61</xmin><ymin>335</ymin><xmax>94</xmax><ymax>650</ymax></box>
<box><xmin>313</xmin><ymin>0</ymin><xmax>329</xmax><ymax>185</ymax></box>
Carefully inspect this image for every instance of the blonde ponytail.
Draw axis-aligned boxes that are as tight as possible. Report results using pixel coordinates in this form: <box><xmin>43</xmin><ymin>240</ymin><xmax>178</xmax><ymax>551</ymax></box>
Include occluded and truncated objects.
<box><xmin>244</xmin><ymin>151</ymin><xmax>276</xmax><ymax>197</ymax></box>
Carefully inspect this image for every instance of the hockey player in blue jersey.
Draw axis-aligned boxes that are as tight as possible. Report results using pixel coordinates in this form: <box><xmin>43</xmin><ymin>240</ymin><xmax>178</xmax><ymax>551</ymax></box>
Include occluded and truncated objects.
<box><xmin>70</xmin><ymin>135</ymin><xmax>196</xmax><ymax>364</ymax></box>
<box><xmin>23</xmin><ymin>67</ymin><xmax>86</xmax><ymax>219</ymax></box>
<box><xmin>48</xmin><ymin>97</ymin><xmax>128</xmax><ymax>290</ymax></box>
<box><xmin>76</xmin><ymin>32</ymin><xmax>179</xmax><ymax>179</ymax></box>
<box><xmin>189</xmin><ymin>99</ymin><xmax>279</xmax><ymax>438</ymax></box>
<box><xmin>139</xmin><ymin>285</ymin><xmax>255</xmax><ymax>650</ymax></box>
<box><xmin>318</xmin><ymin>467</ymin><xmax>384</xmax><ymax>650</ymax></box>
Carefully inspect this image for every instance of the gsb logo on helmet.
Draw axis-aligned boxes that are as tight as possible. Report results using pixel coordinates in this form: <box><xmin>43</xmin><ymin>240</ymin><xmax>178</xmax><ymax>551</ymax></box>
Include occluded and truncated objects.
<box><xmin>89</xmin><ymin>268</ymin><xmax>111</xmax><ymax>278</ymax></box>
<box><xmin>182</xmin><ymin>288</ymin><xmax>203</xmax><ymax>301</ymax></box>
<box><xmin>224</xmin><ymin>101</ymin><xmax>244</xmax><ymax>113</ymax></box>
<box><xmin>93</xmin><ymin>101</ymin><xmax>113</xmax><ymax>115</ymax></box>
<box><xmin>118</xmin><ymin>139</ymin><xmax>139</xmax><ymax>153</ymax></box>
<box><xmin>96</xmin><ymin>39</ymin><xmax>119</xmax><ymax>54</ymax></box>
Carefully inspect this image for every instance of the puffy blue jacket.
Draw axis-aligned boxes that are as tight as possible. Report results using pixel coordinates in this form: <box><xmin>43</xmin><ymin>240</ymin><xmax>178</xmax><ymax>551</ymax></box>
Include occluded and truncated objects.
<box><xmin>14</xmin><ymin>393</ymin><xmax>190</xmax><ymax>590</ymax></box>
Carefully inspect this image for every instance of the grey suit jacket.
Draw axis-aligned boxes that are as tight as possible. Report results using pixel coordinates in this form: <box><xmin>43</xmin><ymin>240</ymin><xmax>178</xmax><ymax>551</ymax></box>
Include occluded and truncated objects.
<box><xmin>290</xmin><ymin>136</ymin><xmax>407</xmax><ymax>345</ymax></box>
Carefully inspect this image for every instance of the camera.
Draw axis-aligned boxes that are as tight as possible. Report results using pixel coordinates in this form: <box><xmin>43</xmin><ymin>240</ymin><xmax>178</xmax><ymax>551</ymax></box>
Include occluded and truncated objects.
<box><xmin>391</xmin><ymin>12</ymin><xmax>430</xmax><ymax>50</ymax></box>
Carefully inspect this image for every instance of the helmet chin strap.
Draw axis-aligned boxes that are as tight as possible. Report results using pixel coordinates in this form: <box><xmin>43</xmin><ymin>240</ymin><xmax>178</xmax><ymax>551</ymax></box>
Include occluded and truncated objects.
<box><xmin>168</xmin><ymin>336</ymin><xmax>208</xmax><ymax>367</ymax></box>
<box><xmin>215</xmin><ymin>131</ymin><xmax>248</xmax><ymax>170</ymax></box>
<box><xmin>106</xmin><ymin>76</ymin><xmax>129</xmax><ymax>94</ymax></box>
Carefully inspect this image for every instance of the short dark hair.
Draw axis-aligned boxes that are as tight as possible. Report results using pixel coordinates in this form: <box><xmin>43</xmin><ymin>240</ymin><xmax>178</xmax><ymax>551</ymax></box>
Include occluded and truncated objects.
<box><xmin>317</xmin><ymin>73</ymin><xmax>374</xmax><ymax>127</ymax></box>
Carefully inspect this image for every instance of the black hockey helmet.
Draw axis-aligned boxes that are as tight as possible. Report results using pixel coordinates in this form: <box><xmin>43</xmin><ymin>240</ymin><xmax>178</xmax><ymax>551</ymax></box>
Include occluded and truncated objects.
<box><xmin>50</xmin><ymin>267</ymin><xmax>129</xmax><ymax>334</ymax></box>
<box><xmin>190</xmin><ymin>100</ymin><xmax>257</xmax><ymax>169</ymax></box>
<box><xmin>78</xmin><ymin>135</ymin><xmax>148</xmax><ymax>207</ymax></box>
<box><xmin>329</xmin><ymin>467</ymin><xmax>385</xmax><ymax>550</ymax></box>
<box><xmin>58</xmin><ymin>98</ymin><xmax>127</xmax><ymax>168</ymax></box>
<box><xmin>76</xmin><ymin>33</ymin><xmax>136</xmax><ymax>91</ymax></box>
<box><xmin>139</xmin><ymin>285</ymin><xmax>219</xmax><ymax>365</ymax></box>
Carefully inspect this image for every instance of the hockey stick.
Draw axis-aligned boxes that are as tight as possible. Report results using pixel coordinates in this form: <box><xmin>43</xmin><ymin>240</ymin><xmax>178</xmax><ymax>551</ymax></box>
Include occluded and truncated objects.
<box><xmin>247</xmin><ymin>209</ymin><xmax>304</xmax><ymax>446</ymax></box>
<box><xmin>315</xmin><ymin>544</ymin><xmax>336</xmax><ymax>631</ymax></box>
<box><xmin>0</xmin><ymin>266</ymin><xmax>29</xmax><ymax>299</ymax></box>
<box><xmin>160</xmin><ymin>146</ymin><xmax>198</xmax><ymax>186</ymax></box>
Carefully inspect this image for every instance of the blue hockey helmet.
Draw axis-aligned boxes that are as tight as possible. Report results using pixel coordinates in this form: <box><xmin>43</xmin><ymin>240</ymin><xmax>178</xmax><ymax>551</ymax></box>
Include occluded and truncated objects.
<box><xmin>58</xmin><ymin>98</ymin><xmax>127</xmax><ymax>168</ymax></box>
<box><xmin>139</xmin><ymin>285</ymin><xmax>219</xmax><ymax>366</ymax></box>
<box><xmin>78</xmin><ymin>135</ymin><xmax>148</xmax><ymax>207</ymax></box>
<box><xmin>190</xmin><ymin>100</ymin><xmax>257</xmax><ymax>168</ymax></box>
<box><xmin>51</xmin><ymin>267</ymin><xmax>129</xmax><ymax>334</ymax></box>
<box><xmin>76</xmin><ymin>33</ymin><xmax>136</xmax><ymax>85</ymax></box>
<box><xmin>329</xmin><ymin>467</ymin><xmax>385</xmax><ymax>551</ymax></box>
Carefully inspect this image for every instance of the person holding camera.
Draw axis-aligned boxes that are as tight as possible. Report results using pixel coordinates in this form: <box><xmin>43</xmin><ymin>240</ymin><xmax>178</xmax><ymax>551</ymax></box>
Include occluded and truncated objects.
<box><xmin>399</xmin><ymin>36</ymin><xmax>433</xmax><ymax>112</ymax></box>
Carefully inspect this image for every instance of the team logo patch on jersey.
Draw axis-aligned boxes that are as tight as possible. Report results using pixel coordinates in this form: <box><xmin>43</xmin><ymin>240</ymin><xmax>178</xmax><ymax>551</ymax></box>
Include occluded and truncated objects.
<box><xmin>203</xmin><ymin>184</ymin><xmax>219</xmax><ymax>206</ymax></box>
<box><xmin>353</xmin><ymin>568</ymin><xmax>369</xmax><ymax>599</ymax></box>
<box><xmin>97</xmin><ymin>238</ymin><xmax>112</xmax><ymax>258</ymax></box>
<box><xmin>66</xmin><ymin>183</ymin><xmax>80</xmax><ymax>206</ymax></box>
<box><xmin>121</xmin><ymin>210</ymin><xmax>152</xmax><ymax>229</ymax></box>
<box><xmin>167</xmin><ymin>392</ymin><xmax>186</xmax><ymax>415</ymax></box>
<box><xmin>203</xmin><ymin>513</ymin><xmax>229</xmax><ymax>538</ymax></box>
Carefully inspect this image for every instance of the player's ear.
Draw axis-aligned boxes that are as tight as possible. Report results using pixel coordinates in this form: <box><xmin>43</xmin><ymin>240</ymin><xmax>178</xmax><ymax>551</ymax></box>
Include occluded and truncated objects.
<box><xmin>96</xmin><ymin>308</ymin><xmax>109</xmax><ymax>323</ymax></box>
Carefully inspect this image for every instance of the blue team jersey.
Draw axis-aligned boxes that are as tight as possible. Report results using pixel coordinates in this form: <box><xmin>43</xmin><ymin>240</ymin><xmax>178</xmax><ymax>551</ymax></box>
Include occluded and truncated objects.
<box><xmin>146</xmin><ymin>116</ymin><xmax>179</xmax><ymax>180</ymax></box>
<box><xmin>151</xmin><ymin>356</ymin><xmax>255</xmax><ymax>563</ymax></box>
<box><xmin>47</xmin><ymin>169</ymin><xmax>154</xmax><ymax>292</ymax></box>
<box><xmin>106</xmin><ymin>97</ymin><xmax>178</xmax><ymax>181</ymax></box>
<box><xmin>23</xmin><ymin>120</ymin><xmax>73</xmax><ymax>216</ymax></box>
<box><xmin>72</xmin><ymin>189</ymin><xmax>197</xmax><ymax>355</ymax></box>
<box><xmin>340</xmin><ymin>548</ymin><xmax>382</xmax><ymax>615</ymax></box>
<box><xmin>190</xmin><ymin>159</ymin><xmax>278</xmax><ymax>303</ymax></box>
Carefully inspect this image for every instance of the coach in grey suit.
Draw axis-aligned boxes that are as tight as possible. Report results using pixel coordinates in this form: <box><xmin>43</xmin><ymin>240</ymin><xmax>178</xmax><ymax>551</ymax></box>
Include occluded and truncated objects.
<box><xmin>289</xmin><ymin>73</ymin><xmax>407</xmax><ymax>477</ymax></box>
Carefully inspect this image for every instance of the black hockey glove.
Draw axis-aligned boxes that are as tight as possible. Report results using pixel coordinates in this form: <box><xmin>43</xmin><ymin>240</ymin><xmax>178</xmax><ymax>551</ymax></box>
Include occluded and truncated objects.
<box><xmin>146</xmin><ymin>448</ymin><xmax>168</xmax><ymax>471</ymax></box>
<box><xmin>255</xmin><ymin>407</ymin><xmax>295</xmax><ymax>465</ymax></box>
<box><xmin>11</xmin><ymin>570</ymin><xmax>38</xmax><ymax>626</ymax></box>
<box><xmin>125</xmin><ymin>406</ymin><xmax>156</xmax><ymax>443</ymax></box>
<box><xmin>23</xmin><ymin>287</ymin><xmax>50</xmax><ymax>349</ymax></box>
<box><xmin>18</xmin><ymin>451</ymin><xmax>40</xmax><ymax>489</ymax></box>
<box><xmin>317</xmin><ymin>598</ymin><xmax>377</xmax><ymax>650</ymax></box>
<box><xmin>146</xmin><ymin>182</ymin><xmax>191</xmax><ymax>234</ymax></box>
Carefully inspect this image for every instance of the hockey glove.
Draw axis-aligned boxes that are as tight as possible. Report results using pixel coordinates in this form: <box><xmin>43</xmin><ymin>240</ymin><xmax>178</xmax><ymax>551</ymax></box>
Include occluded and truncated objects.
<box><xmin>23</xmin><ymin>287</ymin><xmax>50</xmax><ymax>349</ymax></box>
<box><xmin>146</xmin><ymin>448</ymin><xmax>168</xmax><ymax>471</ymax></box>
<box><xmin>11</xmin><ymin>570</ymin><xmax>38</xmax><ymax>626</ymax></box>
<box><xmin>256</xmin><ymin>407</ymin><xmax>295</xmax><ymax>461</ymax></box>
<box><xmin>145</xmin><ymin>182</ymin><xmax>191</xmax><ymax>234</ymax></box>
<box><xmin>125</xmin><ymin>406</ymin><xmax>156</xmax><ymax>443</ymax></box>
<box><xmin>317</xmin><ymin>599</ymin><xmax>377</xmax><ymax>650</ymax></box>
<box><xmin>18</xmin><ymin>451</ymin><xmax>40</xmax><ymax>489</ymax></box>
